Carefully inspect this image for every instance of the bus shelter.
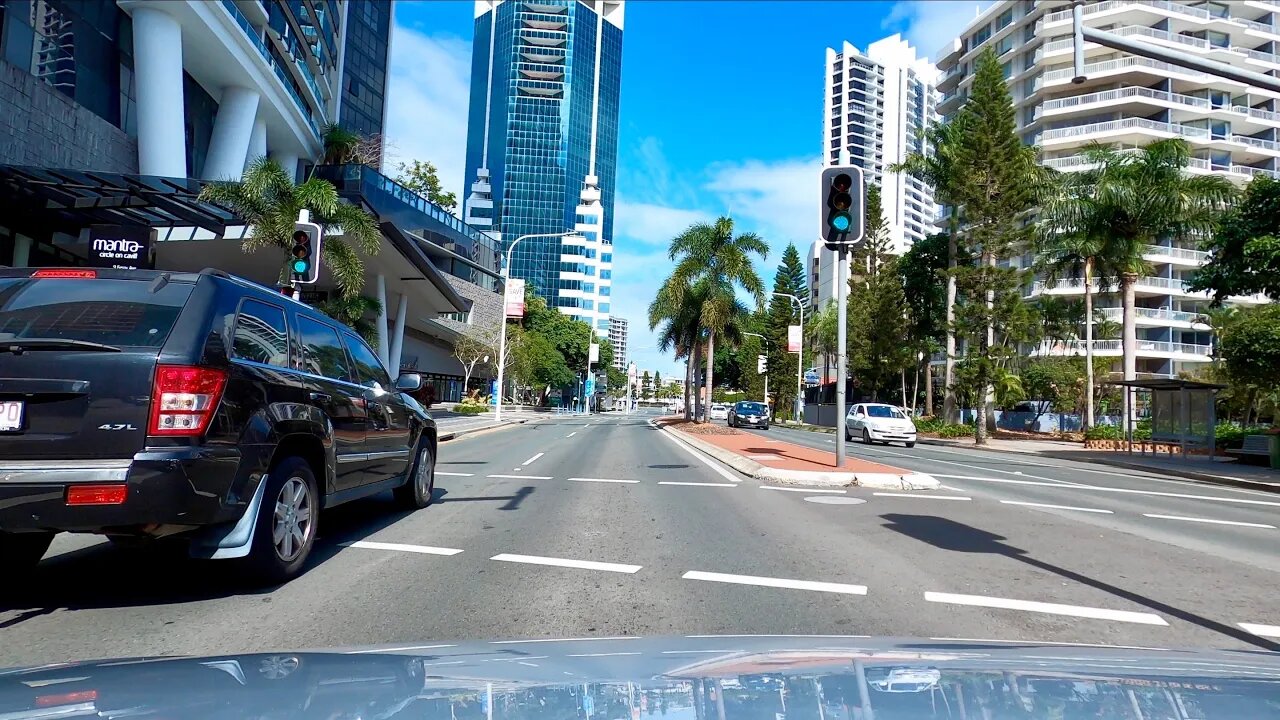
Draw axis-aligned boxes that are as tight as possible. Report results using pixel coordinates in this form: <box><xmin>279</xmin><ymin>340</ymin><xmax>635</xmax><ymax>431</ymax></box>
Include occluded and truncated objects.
<box><xmin>1105</xmin><ymin>378</ymin><xmax>1225</xmax><ymax>459</ymax></box>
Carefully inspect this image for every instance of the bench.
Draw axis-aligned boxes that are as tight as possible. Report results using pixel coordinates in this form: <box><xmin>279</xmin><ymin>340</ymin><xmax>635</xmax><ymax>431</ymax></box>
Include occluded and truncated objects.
<box><xmin>1228</xmin><ymin>434</ymin><xmax>1272</xmax><ymax>460</ymax></box>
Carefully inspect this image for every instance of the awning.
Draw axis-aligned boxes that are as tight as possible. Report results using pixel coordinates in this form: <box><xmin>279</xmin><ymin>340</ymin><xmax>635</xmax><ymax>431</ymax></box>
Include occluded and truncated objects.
<box><xmin>0</xmin><ymin>164</ymin><xmax>237</xmax><ymax>234</ymax></box>
<box><xmin>1103</xmin><ymin>379</ymin><xmax>1226</xmax><ymax>391</ymax></box>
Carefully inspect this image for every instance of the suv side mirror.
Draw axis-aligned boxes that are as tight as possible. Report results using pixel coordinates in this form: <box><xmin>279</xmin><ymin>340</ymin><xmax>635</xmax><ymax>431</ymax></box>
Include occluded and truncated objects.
<box><xmin>395</xmin><ymin>373</ymin><xmax>422</xmax><ymax>392</ymax></box>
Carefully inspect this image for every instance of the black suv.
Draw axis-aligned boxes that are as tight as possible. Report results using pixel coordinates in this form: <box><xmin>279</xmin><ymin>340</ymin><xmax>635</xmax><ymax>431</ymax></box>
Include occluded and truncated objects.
<box><xmin>0</xmin><ymin>268</ymin><xmax>437</xmax><ymax>583</ymax></box>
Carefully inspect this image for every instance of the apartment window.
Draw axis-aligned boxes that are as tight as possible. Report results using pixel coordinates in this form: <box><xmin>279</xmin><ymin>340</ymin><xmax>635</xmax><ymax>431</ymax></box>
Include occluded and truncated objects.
<box><xmin>996</xmin><ymin>8</ymin><xmax>1014</xmax><ymax>29</ymax></box>
<box><xmin>1001</xmin><ymin>60</ymin><xmax>1013</xmax><ymax>79</ymax></box>
<box><xmin>1207</xmin><ymin>30</ymin><xmax>1229</xmax><ymax>48</ymax></box>
<box><xmin>1191</xmin><ymin>1</ymin><xmax>1229</xmax><ymax>18</ymax></box>
<box><xmin>1024</xmin><ymin>22</ymin><xmax>1037</xmax><ymax>42</ymax></box>
<box><xmin>995</xmin><ymin>34</ymin><xmax>1015</xmax><ymax>56</ymax></box>
<box><xmin>972</xmin><ymin>24</ymin><xmax>991</xmax><ymax>46</ymax></box>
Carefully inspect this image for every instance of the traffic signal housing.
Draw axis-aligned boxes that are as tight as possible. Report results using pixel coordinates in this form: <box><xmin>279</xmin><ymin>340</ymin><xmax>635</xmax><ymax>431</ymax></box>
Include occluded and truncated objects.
<box><xmin>757</xmin><ymin>354</ymin><xmax>768</xmax><ymax>374</ymax></box>
<box><xmin>290</xmin><ymin>221</ymin><xmax>323</xmax><ymax>284</ymax></box>
<box><xmin>820</xmin><ymin>165</ymin><xmax>866</xmax><ymax>250</ymax></box>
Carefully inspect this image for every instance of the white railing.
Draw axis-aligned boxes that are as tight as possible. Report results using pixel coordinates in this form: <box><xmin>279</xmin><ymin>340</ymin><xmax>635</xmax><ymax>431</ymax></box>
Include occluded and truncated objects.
<box><xmin>1098</xmin><ymin>307</ymin><xmax>1208</xmax><ymax>324</ymax></box>
<box><xmin>1034</xmin><ymin>275</ymin><xmax>1191</xmax><ymax>293</ymax></box>
<box><xmin>1231</xmin><ymin>134</ymin><xmax>1280</xmax><ymax>151</ymax></box>
<box><xmin>1044</xmin><ymin>55</ymin><xmax>1209</xmax><ymax>83</ymax></box>
<box><xmin>1039</xmin><ymin>86</ymin><xmax>1280</xmax><ymax>126</ymax></box>
<box><xmin>1041</xmin><ymin>117</ymin><xmax>1210</xmax><ymax>142</ymax></box>
<box><xmin>1036</xmin><ymin>339</ymin><xmax>1212</xmax><ymax>356</ymax></box>
<box><xmin>1143</xmin><ymin>244</ymin><xmax>1210</xmax><ymax>262</ymax></box>
<box><xmin>1232</xmin><ymin>165</ymin><xmax>1280</xmax><ymax>178</ymax></box>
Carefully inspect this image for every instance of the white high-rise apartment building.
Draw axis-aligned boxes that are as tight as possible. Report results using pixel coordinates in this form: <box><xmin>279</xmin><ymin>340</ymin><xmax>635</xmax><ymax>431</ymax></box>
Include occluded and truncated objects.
<box><xmin>809</xmin><ymin>34</ymin><xmax>939</xmax><ymax>310</ymax></box>
<box><xmin>935</xmin><ymin>0</ymin><xmax>1273</xmax><ymax>379</ymax></box>
<box><xmin>608</xmin><ymin>317</ymin><xmax>628</xmax><ymax>371</ymax></box>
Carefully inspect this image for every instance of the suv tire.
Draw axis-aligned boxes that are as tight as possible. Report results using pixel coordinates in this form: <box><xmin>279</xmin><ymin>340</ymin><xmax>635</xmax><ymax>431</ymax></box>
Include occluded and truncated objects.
<box><xmin>395</xmin><ymin>442</ymin><xmax>435</xmax><ymax>510</ymax></box>
<box><xmin>1</xmin><ymin>531</ymin><xmax>53</xmax><ymax>575</ymax></box>
<box><xmin>245</xmin><ymin>456</ymin><xmax>319</xmax><ymax>585</ymax></box>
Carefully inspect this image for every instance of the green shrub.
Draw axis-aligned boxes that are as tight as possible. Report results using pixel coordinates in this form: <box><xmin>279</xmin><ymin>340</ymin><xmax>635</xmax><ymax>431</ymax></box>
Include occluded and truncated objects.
<box><xmin>1214</xmin><ymin>422</ymin><xmax>1273</xmax><ymax>447</ymax></box>
<box><xmin>915</xmin><ymin>416</ymin><xmax>946</xmax><ymax>433</ymax></box>
<box><xmin>936</xmin><ymin>423</ymin><xmax>974</xmax><ymax>438</ymax></box>
<box><xmin>454</xmin><ymin>403</ymin><xmax>488</xmax><ymax>415</ymax></box>
<box><xmin>1085</xmin><ymin>425</ymin><xmax>1121</xmax><ymax>440</ymax></box>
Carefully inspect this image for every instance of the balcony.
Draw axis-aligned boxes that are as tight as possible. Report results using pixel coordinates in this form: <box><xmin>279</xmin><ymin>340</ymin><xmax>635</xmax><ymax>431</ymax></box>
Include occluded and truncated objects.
<box><xmin>1096</xmin><ymin>307</ymin><xmax>1209</xmax><ymax>326</ymax></box>
<box><xmin>1033</xmin><ymin>275</ymin><xmax>1194</xmax><ymax>294</ymax></box>
<box><xmin>1041</xmin><ymin>117</ymin><xmax>1209</xmax><ymax>143</ymax></box>
<box><xmin>1044</xmin><ymin>152</ymin><xmax>1280</xmax><ymax>180</ymax></box>
<box><xmin>1142</xmin><ymin>243</ymin><xmax>1210</xmax><ymax>263</ymax></box>
<box><xmin>220</xmin><ymin>0</ymin><xmax>320</xmax><ymax>139</ymax></box>
<box><xmin>1034</xmin><ymin>339</ymin><xmax>1213</xmax><ymax>357</ymax></box>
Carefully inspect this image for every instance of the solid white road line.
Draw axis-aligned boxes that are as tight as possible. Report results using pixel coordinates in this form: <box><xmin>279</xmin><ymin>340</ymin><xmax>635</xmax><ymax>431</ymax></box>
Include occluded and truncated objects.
<box><xmin>650</xmin><ymin>419</ymin><xmax>744</xmax><ymax>483</ymax></box>
<box><xmin>522</xmin><ymin>452</ymin><xmax>545</xmax><ymax>465</ymax></box>
<box><xmin>346</xmin><ymin>644</ymin><xmax>457</xmax><ymax>654</ymax></box>
<box><xmin>1239</xmin><ymin>623</ymin><xmax>1280</xmax><ymax>639</ymax></box>
<box><xmin>924</xmin><ymin>591</ymin><xmax>1169</xmax><ymax>626</ymax></box>
<box><xmin>569</xmin><ymin>477</ymin><xmax>639</xmax><ymax>484</ymax></box>
<box><xmin>342</xmin><ymin>541</ymin><xmax>464</xmax><ymax>556</ymax></box>
<box><xmin>934</xmin><ymin>474</ymin><xmax>1280</xmax><ymax>508</ymax></box>
<box><xmin>1001</xmin><ymin>500</ymin><xmax>1114</xmax><ymax>514</ymax></box>
<box><xmin>489</xmin><ymin>636</ymin><xmax>642</xmax><ymax>645</ymax></box>
<box><xmin>567</xmin><ymin>431</ymin><xmax>577</xmax><ymax>437</ymax></box>
<box><xmin>874</xmin><ymin>492</ymin><xmax>971</xmax><ymax>500</ymax></box>
<box><xmin>759</xmin><ymin>485</ymin><xmax>847</xmax><ymax>494</ymax></box>
<box><xmin>487</xmin><ymin>474</ymin><xmax>553</xmax><ymax>480</ymax></box>
<box><xmin>566</xmin><ymin>652</ymin><xmax>643</xmax><ymax>657</ymax></box>
<box><xmin>682</xmin><ymin>570</ymin><xmax>867</xmax><ymax>595</ymax></box>
<box><xmin>436</xmin><ymin>471</ymin><xmax>474</xmax><ymax>477</ymax></box>
<box><xmin>1142</xmin><ymin>513</ymin><xmax>1276</xmax><ymax>529</ymax></box>
<box><xmin>490</xmin><ymin>553</ymin><xmax>642</xmax><ymax>573</ymax></box>
<box><xmin>748</xmin><ymin>454</ymin><xmax>780</xmax><ymax>459</ymax></box>
<box><xmin>659</xmin><ymin>481</ymin><xmax>736</xmax><ymax>487</ymax></box>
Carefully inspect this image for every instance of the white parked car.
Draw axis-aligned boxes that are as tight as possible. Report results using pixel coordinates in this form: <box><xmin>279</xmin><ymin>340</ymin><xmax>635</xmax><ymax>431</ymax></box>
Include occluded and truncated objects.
<box><xmin>846</xmin><ymin>403</ymin><xmax>916</xmax><ymax>447</ymax></box>
<box><xmin>708</xmin><ymin>403</ymin><xmax>730</xmax><ymax>421</ymax></box>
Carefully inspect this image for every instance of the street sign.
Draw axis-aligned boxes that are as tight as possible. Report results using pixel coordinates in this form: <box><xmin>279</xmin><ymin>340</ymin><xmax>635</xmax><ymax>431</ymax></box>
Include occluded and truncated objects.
<box><xmin>87</xmin><ymin>225</ymin><xmax>153</xmax><ymax>270</ymax></box>
<box><xmin>504</xmin><ymin>278</ymin><xmax>526</xmax><ymax>318</ymax></box>
<box><xmin>804</xmin><ymin>369</ymin><xmax>821</xmax><ymax>386</ymax></box>
<box><xmin>589</xmin><ymin>342</ymin><xmax>600</xmax><ymax>363</ymax></box>
<box><xmin>787</xmin><ymin>324</ymin><xmax>801</xmax><ymax>353</ymax></box>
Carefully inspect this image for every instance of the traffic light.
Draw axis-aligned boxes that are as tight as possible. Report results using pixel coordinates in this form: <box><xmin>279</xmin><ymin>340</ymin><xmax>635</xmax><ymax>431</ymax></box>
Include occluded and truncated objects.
<box><xmin>290</xmin><ymin>220</ymin><xmax>322</xmax><ymax>284</ymax></box>
<box><xmin>757</xmin><ymin>354</ymin><xmax>767</xmax><ymax>374</ymax></box>
<box><xmin>820</xmin><ymin>165</ymin><xmax>866</xmax><ymax>250</ymax></box>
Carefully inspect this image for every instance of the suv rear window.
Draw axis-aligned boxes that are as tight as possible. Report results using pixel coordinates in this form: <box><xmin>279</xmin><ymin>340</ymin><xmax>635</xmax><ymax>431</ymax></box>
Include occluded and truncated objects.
<box><xmin>0</xmin><ymin>277</ymin><xmax>193</xmax><ymax>348</ymax></box>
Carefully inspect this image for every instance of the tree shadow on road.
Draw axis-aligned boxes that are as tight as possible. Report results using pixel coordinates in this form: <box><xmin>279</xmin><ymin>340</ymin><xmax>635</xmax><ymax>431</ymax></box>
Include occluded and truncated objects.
<box><xmin>879</xmin><ymin>513</ymin><xmax>1280</xmax><ymax>651</ymax></box>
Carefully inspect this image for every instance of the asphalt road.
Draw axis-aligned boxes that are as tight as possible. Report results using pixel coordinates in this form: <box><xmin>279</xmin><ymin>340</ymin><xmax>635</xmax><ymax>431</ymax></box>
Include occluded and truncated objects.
<box><xmin>1</xmin><ymin>409</ymin><xmax>1277</xmax><ymax>668</ymax></box>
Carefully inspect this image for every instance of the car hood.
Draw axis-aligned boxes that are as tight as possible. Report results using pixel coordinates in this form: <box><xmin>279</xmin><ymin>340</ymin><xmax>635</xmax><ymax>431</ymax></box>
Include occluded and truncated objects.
<box><xmin>3</xmin><ymin>636</ymin><xmax>1278</xmax><ymax>720</ymax></box>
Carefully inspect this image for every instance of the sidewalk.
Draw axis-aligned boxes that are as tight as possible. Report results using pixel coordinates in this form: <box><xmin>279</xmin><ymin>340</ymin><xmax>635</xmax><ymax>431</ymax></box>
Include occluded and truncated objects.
<box><xmin>918</xmin><ymin>436</ymin><xmax>1280</xmax><ymax>492</ymax></box>
<box><xmin>659</xmin><ymin>419</ymin><xmax>938</xmax><ymax>489</ymax></box>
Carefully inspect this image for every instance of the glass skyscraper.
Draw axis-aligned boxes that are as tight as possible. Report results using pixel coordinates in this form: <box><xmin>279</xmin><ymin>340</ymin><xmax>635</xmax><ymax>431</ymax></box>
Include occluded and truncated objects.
<box><xmin>463</xmin><ymin>0</ymin><xmax>623</xmax><ymax>335</ymax></box>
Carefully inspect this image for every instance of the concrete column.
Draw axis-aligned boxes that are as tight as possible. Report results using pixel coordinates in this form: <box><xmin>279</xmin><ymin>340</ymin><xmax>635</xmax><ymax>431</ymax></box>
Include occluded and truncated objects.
<box><xmin>270</xmin><ymin>151</ymin><xmax>302</xmax><ymax>182</ymax></box>
<box><xmin>246</xmin><ymin>118</ymin><xmax>267</xmax><ymax>172</ymax></box>
<box><xmin>389</xmin><ymin>294</ymin><xmax>408</xmax><ymax>381</ymax></box>
<box><xmin>131</xmin><ymin>6</ymin><xmax>187</xmax><ymax>177</ymax></box>
<box><xmin>375</xmin><ymin>273</ymin><xmax>391</xmax><ymax>369</ymax></box>
<box><xmin>12</xmin><ymin>234</ymin><xmax>33</xmax><ymax>267</ymax></box>
<box><xmin>202</xmin><ymin>86</ymin><xmax>260</xmax><ymax>181</ymax></box>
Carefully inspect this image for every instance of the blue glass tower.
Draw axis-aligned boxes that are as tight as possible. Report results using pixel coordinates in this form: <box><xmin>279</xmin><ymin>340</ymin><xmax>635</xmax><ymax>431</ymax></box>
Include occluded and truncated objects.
<box><xmin>464</xmin><ymin>1</ymin><xmax>623</xmax><ymax>324</ymax></box>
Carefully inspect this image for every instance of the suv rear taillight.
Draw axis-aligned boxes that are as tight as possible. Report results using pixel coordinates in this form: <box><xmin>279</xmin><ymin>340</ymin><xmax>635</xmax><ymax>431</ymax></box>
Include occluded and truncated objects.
<box><xmin>148</xmin><ymin>365</ymin><xmax>227</xmax><ymax>436</ymax></box>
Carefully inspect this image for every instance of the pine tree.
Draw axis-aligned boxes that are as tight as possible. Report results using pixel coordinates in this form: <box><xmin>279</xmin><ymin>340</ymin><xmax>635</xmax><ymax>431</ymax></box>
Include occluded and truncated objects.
<box><xmin>950</xmin><ymin>47</ymin><xmax>1043</xmax><ymax>444</ymax></box>
<box><xmin>764</xmin><ymin>243</ymin><xmax>807</xmax><ymax>419</ymax></box>
<box><xmin>847</xmin><ymin>185</ymin><xmax>911</xmax><ymax>400</ymax></box>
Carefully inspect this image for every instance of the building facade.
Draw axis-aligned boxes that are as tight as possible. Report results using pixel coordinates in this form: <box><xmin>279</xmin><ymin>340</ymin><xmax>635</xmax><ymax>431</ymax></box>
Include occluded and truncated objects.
<box><xmin>809</xmin><ymin>34</ymin><xmax>939</xmax><ymax>310</ymax></box>
<box><xmin>935</xmin><ymin>0</ymin><xmax>1274</xmax><ymax>379</ymax></box>
<box><xmin>463</xmin><ymin>0</ymin><xmax>623</xmax><ymax>338</ymax></box>
<box><xmin>608</xmin><ymin>315</ymin><xmax>628</xmax><ymax>370</ymax></box>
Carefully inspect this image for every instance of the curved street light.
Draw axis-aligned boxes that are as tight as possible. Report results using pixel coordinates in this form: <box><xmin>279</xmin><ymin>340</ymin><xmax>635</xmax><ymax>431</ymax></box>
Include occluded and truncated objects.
<box><xmin>772</xmin><ymin>292</ymin><xmax>805</xmax><ymax>422</ymax></box>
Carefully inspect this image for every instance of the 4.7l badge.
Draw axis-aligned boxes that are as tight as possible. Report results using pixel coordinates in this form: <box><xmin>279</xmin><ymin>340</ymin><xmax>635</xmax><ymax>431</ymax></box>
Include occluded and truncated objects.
<box><xmin>98</xmin><ymin>423</ymin><xmax>139</xmax><ymax>431</ymax></box>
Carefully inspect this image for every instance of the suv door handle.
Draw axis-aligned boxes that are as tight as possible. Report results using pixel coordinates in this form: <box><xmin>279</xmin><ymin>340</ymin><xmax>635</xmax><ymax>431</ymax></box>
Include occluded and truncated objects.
<box><xmin>309</xmin><ymin>392</ymin><xmax>331</xmax><ymax>402</ymax></box>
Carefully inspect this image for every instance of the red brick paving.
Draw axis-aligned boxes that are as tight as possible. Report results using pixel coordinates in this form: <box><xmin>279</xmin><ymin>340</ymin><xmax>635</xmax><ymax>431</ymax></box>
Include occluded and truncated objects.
<box><xmin>671</xmin><ymin>425</ymin><xmax>909</xmax><ymax>474</ymax></box>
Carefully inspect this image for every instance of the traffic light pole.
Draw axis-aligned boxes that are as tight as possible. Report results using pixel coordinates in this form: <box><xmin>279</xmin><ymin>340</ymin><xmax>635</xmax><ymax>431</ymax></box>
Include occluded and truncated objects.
<box><xmin>835</xmin><ymin>247</ymin><xmax>849</xmax><ymax>469</ymax></box>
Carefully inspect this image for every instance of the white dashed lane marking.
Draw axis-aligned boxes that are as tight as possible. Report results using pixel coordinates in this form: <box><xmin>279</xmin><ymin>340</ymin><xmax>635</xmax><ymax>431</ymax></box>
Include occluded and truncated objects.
<box><xmin>924</xmin><ymin>591</ymin><xmax>1169</xmax><ymax>626</ymax></box>
<box><xmin>1142</xmin><ymin>513</ymin><xmax>1276</xmax><ymax>529</ymax></box>
<box><xmin>487</xmin><ymin>474</ymin><xmax>553</xmax><ymax>480</ymax></box>
<box><xmin>873</xmin><ymin>492</ymin><xmax>971</xmax><ymax>500</ymax></box>
<box><xmin>1001</xmin><ymin>500</ymin><xmax>1113</xmax><ymax>514</ymax></box>
<box><xmin>569</xmin><ymin>477</ymin><xmax>639</xmax><ymax>484</ymax></box>
<box><xmin>682</xmin><ymin>570</ymin><xmax>868</xmax><ymax>595</ymax></box>
<box><xmin>658</xmin><ymin>481</ymin><xmax>736</xmax><ymax>487</ymax></box>
<box><xmin>490</xmin><ymin>553</ymin><xmax>642</xmax><ymax>574</ymax></box>
<box><xmin>1239</xmin><ymin>623</ymin><xmax>1280</xmax><ymax>639</ymax></box>
<box><xmin>342</xmin><ymin>541</ymin><xmax>464</xmax><ymax>556</ymax></box>
<box><xmin>522</xmin><ymin>452</ymin><xmax>545</xmax><ymax>466</ymax></box>
<box><xmin>436</xmin><ymin>471</ymin><xmax>473</xmax><ymax>477</ymax></box>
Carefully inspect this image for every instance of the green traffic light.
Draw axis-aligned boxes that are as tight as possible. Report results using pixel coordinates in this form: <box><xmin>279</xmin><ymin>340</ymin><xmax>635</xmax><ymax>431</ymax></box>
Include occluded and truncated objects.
<box><xmin>831</xmin><ymin>214</ymin><xmax>851</xmax><ymax>232</ymax></box>
<box><xmin>292</xmin><ymin>259</ymin><xmax>308</xmax><ymax>274</ymax></box>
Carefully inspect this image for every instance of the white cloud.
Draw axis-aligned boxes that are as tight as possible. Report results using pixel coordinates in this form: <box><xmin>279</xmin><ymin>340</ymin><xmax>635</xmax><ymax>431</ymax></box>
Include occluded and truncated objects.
<box><xmin>703</xmin><ymin>157</ymin><xmax>821</xmax><ymax>264</ymax></box>
<box><xmin>382</xmin><ymin>23</ymin><xmax>472</xmax><ymax>200</ymax></box>
<box><xmin>613</xmin><ymin>201</ymin><xmax>712</xmax><ymax>248</ymax></box>
<box><xmin>882</xmin><ymin>0</ymin><xmax>996</xmax><ymax>61</ymax></box>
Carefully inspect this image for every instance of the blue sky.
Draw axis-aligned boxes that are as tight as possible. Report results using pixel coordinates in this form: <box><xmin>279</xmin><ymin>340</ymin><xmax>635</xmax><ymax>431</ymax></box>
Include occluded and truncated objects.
<box><xmin>384</xmin><ymin>0</ymin><xmax>990</xmax><ymax>378</ymax></box>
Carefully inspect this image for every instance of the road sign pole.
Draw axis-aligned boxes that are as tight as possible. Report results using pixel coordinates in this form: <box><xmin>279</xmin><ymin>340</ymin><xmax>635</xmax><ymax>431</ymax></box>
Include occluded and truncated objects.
<box><xmin>835</xmin><ymin>247</ymin><xmax>849</xmax><ymax>469</ymax></box>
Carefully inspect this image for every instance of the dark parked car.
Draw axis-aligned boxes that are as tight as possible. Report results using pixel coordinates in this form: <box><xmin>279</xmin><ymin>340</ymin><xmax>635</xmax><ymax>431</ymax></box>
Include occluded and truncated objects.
<box><xmin>0</xmin><ymin>267</ymin><xmax>437</xmax><ymax>583</ymax></box>
<box><xmin>727</xmin><ymin>400</ymin><xmax>769</xmax><ymax>429</ymax></box>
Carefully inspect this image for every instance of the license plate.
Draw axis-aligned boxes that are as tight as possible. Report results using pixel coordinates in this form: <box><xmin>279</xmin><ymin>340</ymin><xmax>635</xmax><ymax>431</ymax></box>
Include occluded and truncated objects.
<box><xmin>0</xmin><ymin>400</ymin><xmax>24</xmax><ymax>431</ymax></box>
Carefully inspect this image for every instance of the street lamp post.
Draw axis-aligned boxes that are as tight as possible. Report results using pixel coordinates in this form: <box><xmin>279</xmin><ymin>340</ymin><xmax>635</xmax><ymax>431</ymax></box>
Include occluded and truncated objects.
<box><xmin>772</xmin><ymin>292</ymin><xmax>804</xmax><ymax>423</ymax></box>
<box><xmin>495</xmin><ymin>230</ymin><xmax>580</xmax><ymax>423</ymax></box>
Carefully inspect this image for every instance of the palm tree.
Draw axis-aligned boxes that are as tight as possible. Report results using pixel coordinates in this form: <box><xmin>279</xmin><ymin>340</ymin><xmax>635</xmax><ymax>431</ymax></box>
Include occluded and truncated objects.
<box><xmin>891</xmin><ymin>114</ymin><xmax>971</xmax><ymax>423</ymax></box>
<box><xmin>200</xmin><ymin>157</ymin><xmax>381</xmax><ymax>298</ymax></box>
<box><xmin>1043</xmin><ymin>139</ymin><xmax>1235</xmax><ymax>429</ymax></box>
<box><xmin>1036</xmin><ymin>229</ymin><xmax>1106</xmax><ymax>428</ymax></box>
<box><xmin>650</xmin><ymin>278</ymin><xmax>706</xmax><ymax>421</ymax></box>
<box><xmin>666</xmin><ymin>217</ymin><xmax>768</xmax><ymax>421</ymax></box>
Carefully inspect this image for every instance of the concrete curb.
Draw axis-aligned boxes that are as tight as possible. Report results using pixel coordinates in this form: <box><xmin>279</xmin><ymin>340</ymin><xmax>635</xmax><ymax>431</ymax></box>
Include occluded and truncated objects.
<box><xmin>915</xmin><ymin>438</ymin><xmax>1280</xmax><ymax>493</ymax></box>
<box><xmin>665</xmin><ymin>426</ymin><xmax>939</xmax><ymax>490</ymax></box>
<box><xmin>438</xmin><ymin>418</ymin><xmax>529</xmax><ymax>442</ymax></box>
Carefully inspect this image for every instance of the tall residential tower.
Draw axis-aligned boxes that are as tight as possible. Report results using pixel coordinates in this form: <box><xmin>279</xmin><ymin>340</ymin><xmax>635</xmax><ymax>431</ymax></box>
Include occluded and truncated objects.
<box><xmin>808</xmin><ymin>34</ymin><xmax>939</xmax><ymax>309</ymax></box>
<box><xmin>463</xmin><ymin>0</ymin><xmax>623</xmax><ymax>338</ymax></box>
